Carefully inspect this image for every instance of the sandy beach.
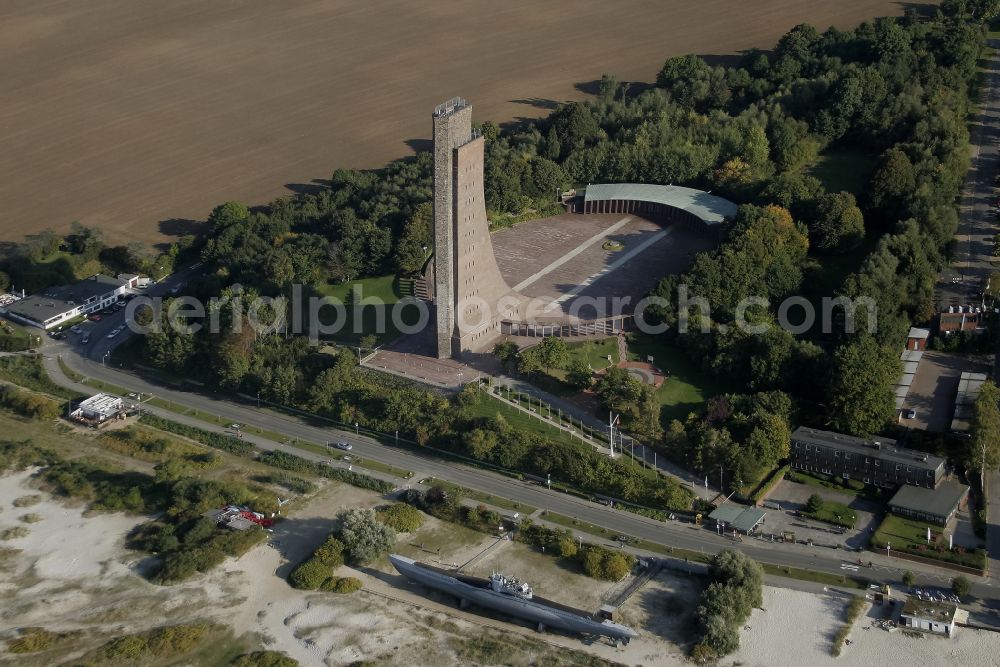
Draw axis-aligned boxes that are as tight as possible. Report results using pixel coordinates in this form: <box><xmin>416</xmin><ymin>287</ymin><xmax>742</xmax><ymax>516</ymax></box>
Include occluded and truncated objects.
<box><xmin>729</xmin><ymin>586</ymin><xmax>1000</xmax><ymax>667</ymax></box>
<box><xmin>4</xmin><ymin>464</ymin><xmax>998</xmax><ymax>666</ymax></box>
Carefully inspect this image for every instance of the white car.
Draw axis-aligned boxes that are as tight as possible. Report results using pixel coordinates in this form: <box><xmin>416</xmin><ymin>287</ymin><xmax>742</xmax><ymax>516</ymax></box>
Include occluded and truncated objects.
<box><xmin>334</xmin><ymin>442</ymin><xmax>353</xmax><ymax>451</ymax></box>
<box><xmin>904</xmin><ymin>409</ymin><xmax>917</xmax><ymax>419</ymax></box>
<box><xmin>106</xmin><ymin>329</ymin><xmax>119</xmax><ymax>339</ymax></box>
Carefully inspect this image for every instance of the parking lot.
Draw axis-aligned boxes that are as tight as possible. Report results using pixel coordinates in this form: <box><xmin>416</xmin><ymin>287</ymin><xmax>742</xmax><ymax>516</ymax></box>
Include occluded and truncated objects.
<box><xmin>904</xmin><ymin>351</ymin><xmax>992</xmax><ymax>432</ymax></box>
<box><xmin>759</xmin><ymin>479</ymin><xmax>883</xmax><ymax>550</ymax></box>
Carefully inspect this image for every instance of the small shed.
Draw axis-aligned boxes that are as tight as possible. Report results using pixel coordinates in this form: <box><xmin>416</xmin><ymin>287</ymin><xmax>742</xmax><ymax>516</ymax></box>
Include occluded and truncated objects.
<box><xmin>906</xmin><ymin>327</ymin><xmax>930</xmax><ymax>351</ymax></box>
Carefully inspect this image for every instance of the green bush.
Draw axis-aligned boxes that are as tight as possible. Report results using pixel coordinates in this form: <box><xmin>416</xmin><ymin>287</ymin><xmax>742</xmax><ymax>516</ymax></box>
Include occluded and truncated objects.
<box><xmin>831</xmin><ymin>595</ymin><xmax>867</xmax><ymax>656</ymax></box>
<box><xmin>0</xmin><ymin>385</ymin><xmax>62</xmax><ymax>420</ymax></box>
<box><xmin>8</xmin><ymin>627</ymin><xmax>57</xmax><ymax>653</ymax></box>
<box><xmin>338</xmin><ymin>508</ymin><xmax>396</xmax><ymax>564</ymax></box>
<box><xmin>12</xmin><ymin>494</ymin><xmax>42</xmax><ymax>507</ymax></box>
<box><xmin>312</xmin><ymin>535</ymin><xmax>346</xmax><ymax>567</ymax></box>
<box><xmin>334</xmin><ymin>576</ymin><xmax>362</xmax><ymax>594</ymax></box>
<box><xmin>376</xmin><ymin>503</ymin><xmax>424</xmax><ymax>532</ymax></box>
<box><xmin>231</xmin><ymin>650</ymin><xmax>299</xmax><ymax>667</ymax></box>
<box><xmin>557</xmin><ymin>535</ymin><xmax>578</xmax><ymax>558</ymax></box>
<box><xmin>78</xmin><ymin>624</ymin><xmax>218</xmax><ymax>665</ymax></box>
<box><xmin>0</xmin><ymin>441</ymin><xmax>58</xmax><ymax>474</ymax></box>
<box><xmin>1</xmin><ymin>526</ymin><xmax>29</xmax><ymax>540</ymax></box>
<box><xmin>806</xmin><ymin>493</ymin><xmax>824</xmax><ymax>514</ymax></box>
<box><xmin>748</xmin><ymin>465</ymin><xmax>788</xmax><ymax>504</ymax></box>
<box><xmin>319</xmin><ymin>575</ymin><xmax>363</xmax><ymax>593</ymax></box>
<box><xmin>289</xmin><ymin>558</ymin><xmax>330</xmax><ymax>590</ymax></box>
<box><xmin>579</xmin><ymin>545</ymin><xmax>635</xmax><ymax>581</ymax></box>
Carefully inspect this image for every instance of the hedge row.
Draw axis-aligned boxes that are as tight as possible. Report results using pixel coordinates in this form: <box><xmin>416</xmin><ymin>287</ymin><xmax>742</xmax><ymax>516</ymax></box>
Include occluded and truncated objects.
<box><xmin>257</xmin><ymin>450</ymin><xmax>395</xmax><ymax>494</ymax></box>
<box><xmin>749</xmin><ymin>465</ymin><xmax>788</xmax><ymax>505</ymax></box>
<box><xmin>138</xmin><ymin>414</ymin><xmax>255</xmax><ymax>456</ymax></box>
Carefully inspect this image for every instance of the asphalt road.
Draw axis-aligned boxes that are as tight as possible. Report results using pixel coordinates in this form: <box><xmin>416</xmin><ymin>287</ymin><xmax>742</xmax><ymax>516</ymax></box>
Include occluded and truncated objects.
<box><xmin>938</xmin><ymin>38</ymin><xmax>1000</xmax><ymax>310</ymax></box>
<box><xmin>42</xmin><ymin>345</ymin><xmax>1000</xmax><ymax>622</ymax></box>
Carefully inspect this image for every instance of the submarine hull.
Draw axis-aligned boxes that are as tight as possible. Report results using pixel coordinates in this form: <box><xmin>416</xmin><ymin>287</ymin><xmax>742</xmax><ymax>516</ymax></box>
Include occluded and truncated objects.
<box><xmin>389</xmin><ymin>554</ymin><xmax>636</xmax><ymax>643</ymax></box>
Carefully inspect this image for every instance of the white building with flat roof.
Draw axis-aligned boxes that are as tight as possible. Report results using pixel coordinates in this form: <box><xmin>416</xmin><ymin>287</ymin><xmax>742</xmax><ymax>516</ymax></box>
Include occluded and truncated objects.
<box><xmin>71</xmin><ymin>393</ymin><xmax>124</xmax><ymax>423</ymax></box>
<box><xmin>1</xmin><ymin>274</ymin><xmax>128</xmax><ymax>330</ymax></box>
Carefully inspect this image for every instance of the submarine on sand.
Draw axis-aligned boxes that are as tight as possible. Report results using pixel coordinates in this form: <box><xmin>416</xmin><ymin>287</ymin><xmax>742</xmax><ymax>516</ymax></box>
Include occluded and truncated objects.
<box><xmin>389</xmin><ymin>554</ymin><xmax>637</xmax><ymax>645</ymax></box>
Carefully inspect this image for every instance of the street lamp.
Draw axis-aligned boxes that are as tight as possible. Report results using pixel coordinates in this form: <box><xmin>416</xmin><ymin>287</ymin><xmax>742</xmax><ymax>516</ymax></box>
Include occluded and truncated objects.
<box><xmin>546</xmin><ymin>473</ymin><xmax>551</xmax><ymax>490</ymax></box>
<box><xmin>355</xmin><ymin>422</ymin><xmax>359</xmax><ymax>435</ymax></box>
<box><xmin>102</xmin><ymin>350</ymin><xmax>110</xmax><ymax>366</ymax></box>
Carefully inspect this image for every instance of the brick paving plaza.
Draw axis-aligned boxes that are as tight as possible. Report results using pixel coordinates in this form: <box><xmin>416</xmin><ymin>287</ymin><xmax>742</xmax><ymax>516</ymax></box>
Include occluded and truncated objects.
<box><xmin>490</xmin><ymin>213</ymin><xmax>715</xmax><ymax>318</ymax></box>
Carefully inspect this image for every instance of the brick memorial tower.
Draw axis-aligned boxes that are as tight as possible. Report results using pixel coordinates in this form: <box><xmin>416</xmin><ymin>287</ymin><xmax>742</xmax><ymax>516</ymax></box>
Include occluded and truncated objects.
<box><xmin>432</xmin><ymin>98</ymin><xmax>522</xmax><ymax>359</ymax></box>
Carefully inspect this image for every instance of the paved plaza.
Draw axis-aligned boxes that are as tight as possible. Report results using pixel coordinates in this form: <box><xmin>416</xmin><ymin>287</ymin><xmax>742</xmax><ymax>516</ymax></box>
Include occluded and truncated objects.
<box><xmin>490</xmin><ymin>213</ymin><xmax>715</xmax><ymax>319</ymax></box>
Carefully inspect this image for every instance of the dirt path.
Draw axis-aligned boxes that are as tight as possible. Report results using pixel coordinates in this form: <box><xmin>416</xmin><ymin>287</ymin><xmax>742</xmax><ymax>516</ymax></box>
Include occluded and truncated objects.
<box><xmin>0</xmin><ymin>0</ymin><xmax>904</xmax><ymax>245</ymax></box>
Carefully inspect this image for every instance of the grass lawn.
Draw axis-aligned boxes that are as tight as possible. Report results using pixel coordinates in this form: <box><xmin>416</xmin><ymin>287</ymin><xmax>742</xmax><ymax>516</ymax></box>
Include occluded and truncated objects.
<box><xmin>464</xmin><ymin>389</ymin><xmax>596</xmax><ymax>448</ymax></box>
<box><xmin>808</xmin><ymin>148</ymin><xmax>878</xmax><ymax>198</ymax></box>
<box><xmin>309</xmin><ymin>274</ymin><xmax>422</xmax><ymax>344</ymax></box>
<box><xmin>872</xmin><ymin>514</ymin><xmax>986</xmax><ymax>570</ymax></box>
<box><xmin>625</xmin><ymin>333</ymin><xmax>730</xmax><ymax>423</ymax></box>
<box><xmin>762</xmin><ymin>563</ymin><xmax>867</xmax><ymax>589</ymax></box>
<box><xmin>519</xmin><ymin>337</ymin><xmax>620</xmax><ymax>397</ymax></box>
<box><xmin>805</xmin><ymin>500</ymin><xmax>856</xmax><ymax>529</ymax></box>
<box><xmin>872</xmin><ymin>514</ymin><xmax>943</xmax><ymax>549</ymax></box>
<box><xmin>564</xmin><ymin>337</ymin><xmax>619</xmax><ymax>370</ymax></box>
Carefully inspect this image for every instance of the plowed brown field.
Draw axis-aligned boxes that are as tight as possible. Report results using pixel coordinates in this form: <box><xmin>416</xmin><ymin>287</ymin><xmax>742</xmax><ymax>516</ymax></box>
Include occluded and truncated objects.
<box><xmin>1</xmin><ymin>0</ymin><xmax>907</xmax><ymax>245</ymax></box>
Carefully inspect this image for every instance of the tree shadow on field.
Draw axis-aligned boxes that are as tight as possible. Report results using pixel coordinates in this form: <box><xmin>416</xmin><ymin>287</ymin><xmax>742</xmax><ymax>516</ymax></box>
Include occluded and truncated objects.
<box><xmin>158</xmin><ymin>218</ymin><xmax>205</xmax><ymax>241</ymax></box>
<box><xmin>509</xmin><ymin>97</ymin><xmax>560</xmax><ymax>110</ymax></box>
<box><xmin>404</xmin><ymin>138</ymin><xmax>433</xmax><ymax>154</ymax></box>
<box><xmin>284</xmin><ymin>178</ymin><xmax>332</xmax><ymax>197</ymax></box>
<box><xmin>894</xmin><ymin>2</ymin><xmax>939</xmax><ymax>18</ymax></box>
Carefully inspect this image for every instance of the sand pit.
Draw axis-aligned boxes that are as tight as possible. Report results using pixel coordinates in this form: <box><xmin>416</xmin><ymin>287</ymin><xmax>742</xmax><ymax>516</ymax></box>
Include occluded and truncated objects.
<box><xmin>0</xmin><ymin>0</ymin><xmax>904</xmax><ymax>244</ymax></box>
